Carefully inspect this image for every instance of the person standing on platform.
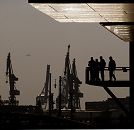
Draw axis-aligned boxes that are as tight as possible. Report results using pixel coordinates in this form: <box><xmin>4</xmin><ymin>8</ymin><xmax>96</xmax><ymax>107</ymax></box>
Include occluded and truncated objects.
<box><xmin>108</xmin><ymin>56</ymin><xmax>116</xmax><ymax>81</ymax></box>
<box><xmin>99</xmin><ymin>56</ymin><xmax>106</xmax><ymax>81</ymax></box>
<box><xmin>88</xmin><ymin>57</ymin><xmax>96</xmax><ymax>82</ymax></box>
<box><xmin>95</xmin><ymin>59</ymin><xmax>100</xmax><ymax>81</ymax></box>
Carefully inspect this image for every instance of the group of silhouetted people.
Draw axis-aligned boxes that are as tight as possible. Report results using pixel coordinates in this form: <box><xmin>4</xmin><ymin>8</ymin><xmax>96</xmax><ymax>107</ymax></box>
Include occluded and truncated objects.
<box><xmin>88</xmin><ymin>56</ymin><xmax>116</xmax><ymax>82</ymax></box>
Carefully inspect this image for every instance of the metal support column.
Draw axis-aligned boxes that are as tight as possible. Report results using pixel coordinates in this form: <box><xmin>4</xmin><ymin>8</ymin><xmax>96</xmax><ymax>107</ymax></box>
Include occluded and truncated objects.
<box><xmin>70</xmin><ymin>74</ymin><xmax>74</xmax><ymax>119</ymax></box>
<box><xmin>49</xmin><ymin>73</ymin><xmax>51</xmax><ymax>116</ymax></box>
<box><xmin>85</xmin><ymin>67</ymin><xmax>89</xmax><ymax>84</ymax></box>
<box><xmin>58</xmin><ymin>76</ymin><xmax>61</xmax><ymax>117</ymax></box>
<box><xmin>130</xmin><ymin>41</ymin><xmax>134</xmax><ymax>123</ymax></box>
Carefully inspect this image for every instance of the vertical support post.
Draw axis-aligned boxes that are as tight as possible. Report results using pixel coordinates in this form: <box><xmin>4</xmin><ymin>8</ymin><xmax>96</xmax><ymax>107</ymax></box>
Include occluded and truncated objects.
<box><xmin>49</xmin><ymin>73</ymin><xmax>51</xmax><ymax>116</ymax></box>
<box><xmin>85</xmin><ymin>67</ymin><xmax>89</xmax><ymax>84</ymax></box>
<box><xmin>130</xmin><ymin>41</ymin><xmax>134</xmax><ymax>123</ymax></box>
<box><xmin>58</xmin><ymin>76</ymin><xmax>61</xmax><ymax>117</ymax></box>
<box><xmin>51</xmin><ymin>93</ymin><xmax>54</xmax><ymax>111</ymax></box>
<box><xmin>70</xmin><ymin>74</ymin><xmax>74</xmax><ymax>119</ymax></box>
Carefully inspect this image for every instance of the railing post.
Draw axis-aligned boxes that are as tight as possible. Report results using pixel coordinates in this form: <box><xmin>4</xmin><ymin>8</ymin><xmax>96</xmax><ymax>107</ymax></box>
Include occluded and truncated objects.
<box><xmin>58</xmin><ymin>76</ymin><xmax>61</xmax><ymax>117</ymax></box>
<box><xmin>85</xmin><ymin>67</ymin><xmax>90</xmax><ymax>84</ymax></box>
<box><xmin>49</xmin><ymin>73</ymin><xmax>51</xmax><ymax>116</ymax></box>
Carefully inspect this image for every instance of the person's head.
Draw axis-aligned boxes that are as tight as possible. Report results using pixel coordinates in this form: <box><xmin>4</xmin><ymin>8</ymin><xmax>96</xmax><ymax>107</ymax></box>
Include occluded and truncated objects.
<box><xmin>95</xmin><ymin>59</ymin><xmax>98</xmax><ymax>62</ymax></box>
<box><xmin>91</xmin><ymin>57</ymin><xmax>94</xmax><ymax>60</ymax></box>
<box><xmin>109</xmin><ymin>56</ymin><xmax>112</xmax><ymax>60</ymax></box>
<box><xmin>100</xmin><ymin>56</ymin><xmax>103</xmax><ymax>60</ymax></box>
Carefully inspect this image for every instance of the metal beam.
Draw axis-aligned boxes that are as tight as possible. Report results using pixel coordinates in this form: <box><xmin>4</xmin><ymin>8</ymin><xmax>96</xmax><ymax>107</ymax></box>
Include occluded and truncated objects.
<box><xmin>100</xmin><ymin>22</ymin><xmax>134</xmax><ymax>26</ymax></box>
<box><xmin>103</xmin><ymin>86</ymin><xmax>129</xmax><ymax>116</ymax></box>
<box><xmin>49</xmin><ymin>73</ymin><xmax>52</xmax><ymax>116</ymax></box>
<box><xmin>130</xmin><ymin>41</ymin><xmax>134</xmax><ymax>125</ymax></box>
<box><xmin>58</xmin><ymin>76</ymin><xmax>62</xmax><ymax>117</ymax></box>
<box><xmin>28</xmin><ymin>0</ymin><xmax>134</xmax><ymax>3</ymax></box>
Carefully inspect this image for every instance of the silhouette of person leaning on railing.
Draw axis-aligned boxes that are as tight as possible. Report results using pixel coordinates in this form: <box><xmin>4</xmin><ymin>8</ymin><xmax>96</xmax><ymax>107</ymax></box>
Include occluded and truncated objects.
<box><xmin>108</xmin><ymin>56</ymin><xmax>116</xmax><ymax>81</ymax></box>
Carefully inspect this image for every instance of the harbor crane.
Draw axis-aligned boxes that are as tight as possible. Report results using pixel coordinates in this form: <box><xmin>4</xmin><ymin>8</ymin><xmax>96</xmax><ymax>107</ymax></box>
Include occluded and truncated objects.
<box><xmin>36</xmin><ymin>65</ymin><xmax>51</xmax><ymax>109</ymax></box>
<box><xmin>60</xmin><ymin>45</ymin><xmax>71</xmax><ymax>109</ymax></box>
<box><xmin>6</xmin><ymin>53</ymin><xmax>20</xmax><ymax>105</ymax></box>
<box><xmin>56</xmin><ymin>45</ymin><xmax>83</xmax><ymax>110</ymax></box>
<box><xmin>71</xmin><ymin>58</ymin><xmax>83</xmax><ymax>109</ymax></box>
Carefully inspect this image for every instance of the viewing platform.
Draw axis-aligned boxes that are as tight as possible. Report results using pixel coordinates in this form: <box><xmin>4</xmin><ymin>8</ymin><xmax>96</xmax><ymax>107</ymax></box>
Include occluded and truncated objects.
<box><xmin>85</xmin><ymin>67</ymin><xmax>130</xmax><ymax>87</ymax></box>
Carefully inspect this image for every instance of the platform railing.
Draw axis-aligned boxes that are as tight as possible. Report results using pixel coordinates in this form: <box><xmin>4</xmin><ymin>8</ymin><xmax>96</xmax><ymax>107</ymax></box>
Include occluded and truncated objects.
<box><xmin>85</xmin><ymin>67</ymin><xmax>130</xmax><ymax>87</ymax></box>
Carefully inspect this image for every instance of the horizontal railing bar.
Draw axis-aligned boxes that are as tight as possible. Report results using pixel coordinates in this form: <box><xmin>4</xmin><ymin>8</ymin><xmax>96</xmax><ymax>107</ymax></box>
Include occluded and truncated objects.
<box><xmin>86</xmin><ymin>67</ymin><xmax>130</xmax><ymax>71</ymax></box>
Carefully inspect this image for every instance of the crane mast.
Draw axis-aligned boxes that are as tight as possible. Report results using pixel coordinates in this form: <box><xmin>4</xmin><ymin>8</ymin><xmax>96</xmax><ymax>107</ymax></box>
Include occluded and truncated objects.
<box><xmin>60</xmin><ymin>45</ymin><xmax>71</xmax><ymax>109</ymax></box>
<box><xmin>6</xmin><ymin>53</ymin><xmax>20</xmax><ymax>105</ymax></box>
<box><xmin>36</xmin><ymin>65</ymin><xmax>50</xmax><ymax>109</ymax></box>
<box><xmin>56</xmin><ymin>45</ymin><xmax>83</xmax><ymax>110</ymax></box>
<box><xmin>71</xmin><ymin>58</ymin><xmax>82</xmax><ymax>109</ymax></box>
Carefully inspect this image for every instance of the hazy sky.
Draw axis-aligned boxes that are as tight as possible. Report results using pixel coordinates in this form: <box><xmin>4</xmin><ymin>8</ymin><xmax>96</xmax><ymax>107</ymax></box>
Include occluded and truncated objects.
<box><xmin>0</xmin><ymin>0</ymin><xmax>129</xmax><ymax>109</ymax></box>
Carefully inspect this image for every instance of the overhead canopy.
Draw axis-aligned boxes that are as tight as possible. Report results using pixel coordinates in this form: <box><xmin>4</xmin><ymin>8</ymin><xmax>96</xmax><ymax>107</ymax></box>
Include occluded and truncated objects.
<box><xmin>28</xmin><ymin>0</ymin><xmax>134</xmax><ymax>3</ymax></box>
<box><xmin>28</xmin><ymin>1</ymin><xmax>134</xmax><ymax>42</ymax></box>
<box><xmin>100</xmin><ymin>22</ymin><xmax>134</xmax><ymax>42</ymax></box>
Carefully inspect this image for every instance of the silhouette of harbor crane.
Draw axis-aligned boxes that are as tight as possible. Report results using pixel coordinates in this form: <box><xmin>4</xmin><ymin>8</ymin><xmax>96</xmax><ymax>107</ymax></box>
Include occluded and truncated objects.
<box><xmin>56</xmin><ymin>45</ymin><xmax>83</xmax><ymax>112</ymax></box>
<box><xmin>36</xmin><ymin>64</ymin><xmax>54</xmax><ymax>113</ymax></box>
<box><xmin>6</xmin><ymin>53</ymin><xmax>20</xmax><ymax>105</ymax></box>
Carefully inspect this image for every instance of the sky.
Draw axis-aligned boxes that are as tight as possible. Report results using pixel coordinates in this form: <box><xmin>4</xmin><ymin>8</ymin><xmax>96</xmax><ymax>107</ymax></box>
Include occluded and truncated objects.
<box><xmin>0</xmin><ymin>0</ymin><xmax>129</xmax><ymax>109</ymax></box>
